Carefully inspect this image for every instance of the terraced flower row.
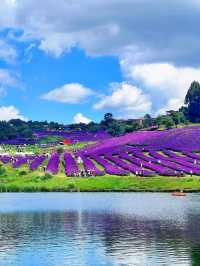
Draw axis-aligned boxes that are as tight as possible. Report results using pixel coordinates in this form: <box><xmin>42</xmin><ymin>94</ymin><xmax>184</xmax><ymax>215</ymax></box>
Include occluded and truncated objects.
<box><xmin>0</xmin><ymin>147</ymin><xmax>200</xmax><ymax>177</ymax></box>
<box><xmin>0</xmin><ymin>126</ymin><xmax>199</xmax><ymax>177</ymax></box>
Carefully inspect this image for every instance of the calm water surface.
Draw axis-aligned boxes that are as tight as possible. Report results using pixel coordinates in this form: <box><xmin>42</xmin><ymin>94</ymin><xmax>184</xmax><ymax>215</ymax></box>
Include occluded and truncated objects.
<box><xmin>0</xmin><ymin>192</ymin><xmax>199</xmax><ymax>266</ymax></box>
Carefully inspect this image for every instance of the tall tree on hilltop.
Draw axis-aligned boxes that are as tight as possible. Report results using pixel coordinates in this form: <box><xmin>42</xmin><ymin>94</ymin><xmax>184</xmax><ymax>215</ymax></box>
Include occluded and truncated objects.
<box><xmin>104</xmin><ymin>113</ymin><xmax>113</xmax><ymax>122</ymax></box>
<box><xmin>185</xmin><ymin>81</ymin><xmax>200</xmax><ymax>122</ymax></box>
<box><xmin>143</xmin><ymin>114</ymin><xmax>153</xmax><ymax>127</ymax></box>
<box><xmin>101</xmin><ymin>113</ymin><xmax>114</xmax><ymax>129</ymax></box>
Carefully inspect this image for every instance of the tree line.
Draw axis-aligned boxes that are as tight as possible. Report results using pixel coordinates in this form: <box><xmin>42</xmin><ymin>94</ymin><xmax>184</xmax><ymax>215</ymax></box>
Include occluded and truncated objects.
<box><xmin>0</xmin><ymin>81</ymin><xmax>199</xmax><ymax>140</ymax></box>
<box><xmin>87</xmin><ymin>80</ymin><xmax>200</xmax><ymax>136</ymax></box>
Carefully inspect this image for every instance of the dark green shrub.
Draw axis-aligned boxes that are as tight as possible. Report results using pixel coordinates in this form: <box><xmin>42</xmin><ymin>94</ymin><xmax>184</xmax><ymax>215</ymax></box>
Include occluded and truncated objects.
<box><xmin>68</xmin><ymin>183</ymin><xmax>75</xmax><ymax>191</ymax></box>
<box><xmin>18</xmin><ymin>170</ymin><xmax>27</xmax><ymax>176</ymax></box>
<box><xmin>0</xmin><ymin>165</ymin><xmax>6</xmax><ymax>175</ymax></box>
<box><xmin>187</xmin><ymin>178</ymin><xmax>193</xmax><ymax>182</ymax></box>
<box><xmin>42</xmin><ymin>173</ymin><xmax>53</xmax><ymax>180</ymax></box>
<box><xmin>57</xmin><ymin>147</ymin><xmax>64</xmax><ymax>154</ymax></box>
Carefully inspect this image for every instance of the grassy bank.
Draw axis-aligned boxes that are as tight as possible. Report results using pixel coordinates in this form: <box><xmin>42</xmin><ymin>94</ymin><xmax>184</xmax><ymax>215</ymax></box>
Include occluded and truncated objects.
<box><xmin>0</xmin><ymin>166</ymin><xmax>200</xmax><ymax>192</ymax></box>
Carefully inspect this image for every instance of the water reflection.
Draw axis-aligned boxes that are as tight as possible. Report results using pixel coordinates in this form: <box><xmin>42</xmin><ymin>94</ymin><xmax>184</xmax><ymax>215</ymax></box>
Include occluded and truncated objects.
<box><xmin>0</xmin><ymin>193</ymin><xmax>199</xmax><ymax>266</ymax></box>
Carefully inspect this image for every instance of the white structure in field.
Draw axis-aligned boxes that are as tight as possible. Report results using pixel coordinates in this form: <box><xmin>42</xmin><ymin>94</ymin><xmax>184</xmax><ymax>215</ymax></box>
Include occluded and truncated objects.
<box><xmin>77</xmin><ymin>156</ymin><xmax>83</xmax><ymax>164</ymax></box>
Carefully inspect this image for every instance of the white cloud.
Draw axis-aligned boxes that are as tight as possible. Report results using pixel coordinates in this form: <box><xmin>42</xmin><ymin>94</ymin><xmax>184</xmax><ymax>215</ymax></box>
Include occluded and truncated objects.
<box><xmin>0</xmin><ymin>1</ymin><xmax>15</xmax><ymax>29</ymax></box>
<box><xmin>39</xmin><ymin>33</ymin><xmax>75</xmax><ymax>58</ymax></box>
<box><xmin>131</xmin><ymin>63</ymin><xmax>200</xmax><ymax>98</ymax></box>
<box><xmin>0</xmin><ymin>105</ymin><xmax>27</xmax><ymax>121</ymax></box>
<box><xmin>0</xmin><ymin>69</ymin><xmax>20</xmax><ymax>97</ymax></box>
<box><xmin>73</xmin><ymin>113</ymin><xmax>91</xmax><ymax>124</ymax></box>
<box><xmin>0</xmin><ymin>69</ymin><xmax>18</xmax><ymax>87</ymax></box>
<box><xmin>94</xmin><ymin>82</ymin><xmax>151</xmax><ymax>118</ymax></box>
<box><xmin>0</xmin><ymin>0</ymin><xmax>199</xmax><ymax>64</ymax></box>
<box><xmin>156</xmin><ymin>98</ymin><xmax>183</xmax><ymax>116</ymax></box>
<box><xmin>121</xmin><ymin>62</ymin><xmax>200</xmax><ymax>115</ymax></box>
<box><xmin>0</xmin><ymin>40</ymin><xmax>17</xmax><ymax>63</ymax></box>
<box><xmin>42</xmin><ymin>83</ymin><xmax>94</xmax><ymax>104</ymax></box>
<box><xmin>1</xmin><ymin>0</ymin><xmax>200</xmax><ymax>120</ymax></box>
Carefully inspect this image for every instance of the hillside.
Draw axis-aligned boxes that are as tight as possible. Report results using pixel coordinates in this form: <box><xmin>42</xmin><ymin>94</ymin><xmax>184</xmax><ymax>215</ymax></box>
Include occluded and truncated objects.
<box><xmin>85</xmin><ymin>125</ymin><xmax>200</xmax><ymax>154</ymax></box>
<box><xmin>0</xmin><ymin>125</ymin><xmax>199</xmax><ymax>192</ymax></box>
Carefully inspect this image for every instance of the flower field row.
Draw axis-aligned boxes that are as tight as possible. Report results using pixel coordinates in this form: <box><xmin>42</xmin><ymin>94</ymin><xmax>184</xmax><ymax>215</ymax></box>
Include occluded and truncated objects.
<box><xmin>0</xmin><ymin>148</ymin><xmax>199</xmax><ymax>177</ymax></box>
<box><xmin>0</xmin><ymin>126</ymin><xmax>199</xmax><ymax>177</ymax></box>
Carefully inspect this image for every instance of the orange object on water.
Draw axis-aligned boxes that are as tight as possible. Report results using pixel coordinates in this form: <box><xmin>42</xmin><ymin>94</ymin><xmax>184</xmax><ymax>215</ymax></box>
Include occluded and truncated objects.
<box><xmin>171</xmin><ymin>191</ymin><xmax>186</xmax><ymax>197</ymax></box>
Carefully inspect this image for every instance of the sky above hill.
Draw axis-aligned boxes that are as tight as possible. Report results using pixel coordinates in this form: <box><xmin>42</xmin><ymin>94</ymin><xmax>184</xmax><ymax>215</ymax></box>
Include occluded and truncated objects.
<box><xmin>0</xmin><ymin>0</ymin><xmax>200</xmax><ymax>123</ymax></box>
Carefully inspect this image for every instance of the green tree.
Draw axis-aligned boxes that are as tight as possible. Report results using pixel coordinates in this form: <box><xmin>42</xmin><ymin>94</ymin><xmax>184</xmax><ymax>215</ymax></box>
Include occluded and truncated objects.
<box><xmin>124</xmin><ymin>123</ymin><xmax>140</xmax><ymax>133</ymax></box>
<box><xmin>155</xmin><ymin>116</ymin><xmax>163</xmax><ymax>127</ymax></box>
<box><xmin>185</xmin><ymin>81</ymin><xmax>200</xmax><ymax>122</ymax></box>
<box><xmin>107</xmin><ymin>121</ymin><xmax>125</xmax><ymax>136</ymax></box>
<box><xmin>104</xmin><ymin>113</ymin><xmax>113</xmax><ymax>122</ymax></box>
<box><xmin>87</xmin><ymin>122</ymin><xmax>101</xmax><ymax>132</ymax></box>
<box><xmin>155</xmin><ymin>115</ymin><xmax>175</xmax><ymax>129</ymax></box>
<box><xmin>163</xmin><ymin>116</ymin><xmax>175</xmax><ymax>129</ymax></box>
<box><xmin>170</xmin><ymin>111</ymin><xmax>186</xmax><ymax>127</ymax></box>
<box><xmin>179</xmin><ymin>106</ymin><xmax>188</xmax><ymax>119</ymax></box>
<box><xmin>143</xmin><ymin>114</ymin><xmax>153</xmax><ymax>127</ymax></box>
<box><xmin>100</xmin><ymin>113</ymin><xmax>115</xmax><ymax>130</ymax></box>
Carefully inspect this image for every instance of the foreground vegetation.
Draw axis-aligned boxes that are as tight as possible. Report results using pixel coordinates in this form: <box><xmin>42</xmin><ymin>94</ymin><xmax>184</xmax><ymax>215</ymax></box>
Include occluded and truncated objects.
<box><xmin>0</xmin><ymin>165</ymin><xmax>200</xmax><ymax>192</ymax></box>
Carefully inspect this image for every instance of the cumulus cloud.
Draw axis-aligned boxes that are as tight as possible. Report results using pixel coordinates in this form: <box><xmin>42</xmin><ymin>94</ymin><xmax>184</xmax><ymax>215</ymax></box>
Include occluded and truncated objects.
<box><xmin>1</xmin><ymin>0</ymin><xmax>200</xmax><ymax>119</ymax></box>
<box><xmin>73</xmin><ymin>113</ymin><xmax>91</xmax><ymax>124</ymax></box>
<box><xmin>42</xmin><ymin>83</ymin><xmax>94</xmax><ymax>104</ymax></box>
<box><xmin>94</xmin><ymin>82</ymin><xmax>151</xmax><ymax>118</ymax></box>
<box><xmin>0</xmin><ymin>0</ymin><xmax>199</xmax><ymax>64</ymax></box>
<box><xmin>121</xmin><ymin>62</ymin><xmax>200</xmax><ymax>115</ymax></box>
<box><xmin>156</xmin><ymin>98</ymin><xmax>183</xmax><ymax>116</ymax></box>
<box><xmin>0</xmin><ymin>105</ymin><xmax>27</xmax><ymax>121</ymax></box>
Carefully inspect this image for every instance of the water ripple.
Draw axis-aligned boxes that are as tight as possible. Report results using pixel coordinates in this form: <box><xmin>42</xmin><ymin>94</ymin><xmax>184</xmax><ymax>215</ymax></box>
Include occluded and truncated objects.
<box><xmin>0</xmin><ymin>193</ymin><xmax>199</xmax><ymax>266</ymax></box>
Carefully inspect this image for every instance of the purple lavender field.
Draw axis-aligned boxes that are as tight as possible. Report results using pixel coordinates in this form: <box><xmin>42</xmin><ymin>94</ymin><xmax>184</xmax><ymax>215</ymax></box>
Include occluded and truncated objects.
<box><xmin>1</xmin><ymin>126</ymin><xmax>200</xmax><ymax>178</ymax></box>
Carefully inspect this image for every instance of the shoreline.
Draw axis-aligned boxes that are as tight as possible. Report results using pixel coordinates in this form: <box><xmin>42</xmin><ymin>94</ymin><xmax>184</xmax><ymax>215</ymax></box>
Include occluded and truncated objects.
<box><xmin>0</xmin><ymin>170</ymin><xmax>200</xmax><ymax>192</ymax></box>
<box><xmin>0</xmin><ymin>190</ymin><xmax>199</xmax><ymax>193</ymax></box>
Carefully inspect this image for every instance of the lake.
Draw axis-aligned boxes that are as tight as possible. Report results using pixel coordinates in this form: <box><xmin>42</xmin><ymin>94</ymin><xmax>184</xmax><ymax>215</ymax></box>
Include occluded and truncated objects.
<box><xmin>0</xmin><ymin>192</ymin><xmax>199</xmax><ymax>266</ymax></box>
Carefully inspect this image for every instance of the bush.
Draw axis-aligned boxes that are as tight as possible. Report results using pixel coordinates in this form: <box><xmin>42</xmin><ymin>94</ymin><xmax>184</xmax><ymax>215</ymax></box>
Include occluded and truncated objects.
<box><xmin>57</xmin><ymin>147</ymin><xmax>64</xmax><ymax>154</ymax></box>
<box><xmin>41</xmin><ymin>173</ymin><xmax>53</xmax><ymax>180</ymax></box>
<box><xmin>68</xmin><ymin>183</ymin><xmax>75</xmax><ymax>191</ymax></box>
<box><xmin>18</xmin><ymin>170</ymin><xmax>27</xmax><ymax>176</ymax></box>
<box><xmin>0</xmin><ymin>165</ymin><xmax>6</xmax><ymax>175</ymax></box>
<box><xmin>187</xmin><ymin>178</ymin><xmax>194</xmax><ymax>182</ymax></box>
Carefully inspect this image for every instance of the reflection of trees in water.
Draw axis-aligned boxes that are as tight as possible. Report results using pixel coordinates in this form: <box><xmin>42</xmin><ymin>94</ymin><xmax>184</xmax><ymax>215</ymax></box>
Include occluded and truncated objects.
<box><xmin>0</xmin><ymin>210</ymin><xmax>199</xmax><ymax>265</ymax></box>
<box><xmin>191</xmin><ymin>245</ymin><xmax>200</xmax><ymax>266</ymax></box>
<box><xmin>186</xmin><ymin>213</ymin><xmax>200</xmax><ymax>266</ymax></box>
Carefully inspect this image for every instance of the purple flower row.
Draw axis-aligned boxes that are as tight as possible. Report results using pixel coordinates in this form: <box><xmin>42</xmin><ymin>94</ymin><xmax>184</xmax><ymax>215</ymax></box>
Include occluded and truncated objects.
<box><xmin>29</xmin><ymin>155</ymin><xmax>46</xmax><ymax>171</ymax></box>
<box><xmin>77</xmin><ymin>152</ymin><xmax>104</xmax><ymax>176</ymax></box>
<box><xmin>63</xmin><ymin>153</ymin><xmax>79</xmax><ymax>176</ymax></box>
<box><xmin>90</xmin><ymin>154</ymin><xmax>127</xmax><ymax>176</ymax></box>
<box><xmin>12</xmin><ymin>155</ymin><xmax>35</xmax><ymax>168</ymax></box>
<box><xmin>45</xmin><ymin>152</ymin><xmax>60</xmax><ymax>175</ymax></box>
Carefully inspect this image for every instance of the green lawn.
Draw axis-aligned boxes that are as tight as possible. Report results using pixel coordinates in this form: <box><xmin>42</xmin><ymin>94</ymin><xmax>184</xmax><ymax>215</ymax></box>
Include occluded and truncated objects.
<box><xmin>0</xmin><ymin>165</ymin><xmax>200</xmax><ymax>192</ymax></box>
<box><xmin>0</xmin><ymin>141</ymin><xmax>96</xmax><ymax>155</ymax></box>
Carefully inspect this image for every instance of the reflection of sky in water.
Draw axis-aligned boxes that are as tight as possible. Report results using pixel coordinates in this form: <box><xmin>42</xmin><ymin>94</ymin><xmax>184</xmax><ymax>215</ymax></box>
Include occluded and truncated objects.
<box><xmin>0</xmin><ymin>193</ymin><xmax>199</xmax><ymax>266</ymax></box>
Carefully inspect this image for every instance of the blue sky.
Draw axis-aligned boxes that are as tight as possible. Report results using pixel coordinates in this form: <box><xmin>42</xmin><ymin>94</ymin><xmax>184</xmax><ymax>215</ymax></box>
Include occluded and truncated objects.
<box><xmin>0</xmin><ymin>0</ymin><xmax>200</xmax><ymax>123</ymax></box>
